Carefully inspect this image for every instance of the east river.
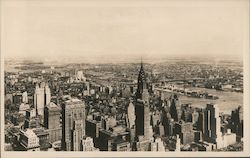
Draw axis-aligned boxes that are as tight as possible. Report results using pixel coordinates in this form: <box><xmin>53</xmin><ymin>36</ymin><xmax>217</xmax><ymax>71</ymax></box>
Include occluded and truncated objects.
<box><xmin>156</xmin><ymin>86</ymin><xmax>243</xmax><ymax>114</ymax></box>
<box><xmin>179</xmin><ymin>87</ymin><xmax>243</xmax><ymax>114</ymax></box>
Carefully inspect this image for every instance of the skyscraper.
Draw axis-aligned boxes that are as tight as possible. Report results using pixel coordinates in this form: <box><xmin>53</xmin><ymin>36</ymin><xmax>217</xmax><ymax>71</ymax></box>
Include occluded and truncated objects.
<box><xmin>204</xmin><ymin>104</ymin><xmax>223</xmax><ymax>149</ymax></box>
<box><xmin>44</xmin><ymin>83</ymin><xmax>51</xmax><ymax>106</ymax></box>
<box><xmin>136</xmin><ymin>59</ymin><xmax>149</xmax><ymax>101</ymax></box>
<box><xmin>34</xmin><ymin>83</ymin><xmax>45</xmax><ymax>116</ymax></box>
<box><xmin>135</xmin><ymin>60</ymin><xmax>152</xmax><ymax>140</ymax></box>
<box><xmin>34</xmin><ymin>82</ymin><xmax>51</xmax><ymax>116</ymax></box>
<box><xmin>22</xmin><ymin>91</ymin><xmax>28</xmax><ymax>104</ymax></box>
<box><xmin>44</xmin><ymin>102</ymin><xmax>62</xmax><ymax>143</ymax></box>
<box><xmin>175</xmin><ymin>134</ymin><xmax>181</xmax><ymax>152</ymax></box>
<box><xmin>127</xmin><ymin>101</ymin><xmax>135</xmax><ymax>128</ymax></box>
<box><xmin>169</xmin><ymin>94</ymin><xmax>181</xmax><ymax>122</ymax></box>
<box><xmin>61</xmin><ymin>98</ymin><xmax>86</xmax><ymax>151</ymax></box>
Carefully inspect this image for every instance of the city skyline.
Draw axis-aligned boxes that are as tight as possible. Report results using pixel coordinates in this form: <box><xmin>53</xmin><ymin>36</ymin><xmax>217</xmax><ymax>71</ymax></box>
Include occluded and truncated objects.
<box><xmin>3</xmin><ymin>59</ymin><xmax>244</xmax><ymax>152</ymax></box>
<box><xmin>2</xmin><ymin>0</ymin><xmax>248</xmax><ymax>156</ymax></box>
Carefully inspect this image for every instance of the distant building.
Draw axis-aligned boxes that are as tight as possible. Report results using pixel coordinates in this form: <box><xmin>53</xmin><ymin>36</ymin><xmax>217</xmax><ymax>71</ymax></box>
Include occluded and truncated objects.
<box><xmin>194</xmin><ymin>130</ymin><xmax>203</xmax><ymax>143</ymax></box>
<box><xmin>22</xmin><ymin>91</ymin><xmax>28</xmax><ymax>104</ymax></box>
<box><xmin>101</xmin><ymin>116</ymin><xmax>110</xmax><ymax>130</ymax></box>
<box><xmin>175</xmin><ymin>121</ymin><xmax>194</xmax><ymax>145</ymax></box>
<box><xmin>34</xmin><ymin>83</ymin><xmax>45</xmax><ymax>116</ymax></box>
<box><xmin>33</xmin><ymin>128</ymin><xmax>50</xmax><ymax>151</ymax></box>
<box><xmin>81</xmin><ymin>137</ymin><xmax>97</xmax><ymax>151</ymax></box>
<box><xmin>44</xmin><ymin>83</ymin><xmax>51</xmax><ymax>106</ymax></box>
<box><xmin>76</xmin><ymin>70</ymin><xmax>86</xmax><ymax>82</ymax></box>
<box><xmin>204</xmin><ymin>104</ymin><xmax>223</xmax><ymax>149</ymax></box>
<box><xmin>191</xmin><ymin>141</ymin><xmax>216</xmax><ymax>151</ymax></box>
<box><xmin>19</xmin><ymin>129</ymin><xmax>40</xmax><ymax>151</ymax></box>
<box><xmin>231</xmin><ymin>106</ymin><xmax>243</xmax><ymax>140</ymax></box>
<box><xmin>19</xmin><ymin>103</ymin><xmax>30</xmax><ymax>116</ymax></box>
<box><xmin>168</xmin><ymin>119</ymin><xmax>175</xmax><ymax>136</ymax></box>
<box><xmin>127</xmin><ymin>101</ymin><xmax>135</xmax><ymax>128</ymax></box>
<box><xmin>86</xmin><ymin>119</ymin><xmax>101</xmax><ymax>139</ymax></box>
<box><xmin>113</xmin><ymin>140</ymin><xmax>130</xmax><ymax>151</ymax></box>
<box><xmin>98</xmin><ymin>125</ymin><xmax>129</xmax><ymax>151</ymax></box>
<box><xmin>24</xmin><ymin>110</ymin><xmax>42</xmax><ymax>129</ymax></box>
<box><xmin>98</xmin><ymin>129</ymin><xmax>114</xmax><ymax>151</ymax></box>
<box><xmin>175</xmin><ymin>134</ymin><xmax>181</xmax><ymax>152</ymax></box>
<box><xmin>44</xmin><ymin>102</ymin><xmax>62</xmax><ymax>143</ymax></box>
<box><xmin>192</xmin><ymin>110</ymin><xmax>199</xmax><ymax>125</ymax></box>
<box><xmin>11</xmin><ymin>112</ymin><xmax>25</xmax><ymax>126</ymax></box>
<box><xmin>135</xmin><ymin>60</ymin><xmax>153</xmax><ymax>140</ymax></box>
<box><xmin>13</xmin><ymin>92</ymin><xmax>22</xmax><ymax>105</ymax></box>
<box><xmin>34</xmin><ymin>82</ymin><xmax>51</xmax><ymax>116</ymax></box>
<box><xmin>158</xmin><ymin>123</ymin><xmax>165</xmax><ymax>137</ymax></box>
<box><xmin>136</xmin><ymin>136</ymin><xmax>151</xmax><ymax>151</ymax></box>
<box><xmin>61</xmin><ymin>98</ymin><xmax>86</xmax><ymax>151</ymax></box>
<box><xmin>151</xmin><ymin>137</ymin><xmax>165</xmax><ymax>151</ymax></box>
<box><xmin>222</xmin><ymin>129</ymin><xmax>236</xmax><ymax>148</ymax></box>
<box><xmin>122</xmin><ymin>86</ymin><xmax>132</xmax><ymax>98</ymax></box>
<box><xmin>197</xmin><ymin>109</ymin><xmax>206</xmax><ymax>139</ymax></box>
<box><xmin>169</xmin><ymin>94</ymin><xmax>181</xmax><ymax>122</ymax></box>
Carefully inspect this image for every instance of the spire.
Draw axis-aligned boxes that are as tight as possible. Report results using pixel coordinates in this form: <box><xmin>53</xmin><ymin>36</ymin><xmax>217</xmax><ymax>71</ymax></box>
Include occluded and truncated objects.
<box><xmin>136</xmin><ymin>57</ymin><xmax>149</xmax><ymax>101</ymax></box>
<box><xmin>141</xmin><ymin>56</ymin><xmax>143</xmax><ymax>69</ymax></box>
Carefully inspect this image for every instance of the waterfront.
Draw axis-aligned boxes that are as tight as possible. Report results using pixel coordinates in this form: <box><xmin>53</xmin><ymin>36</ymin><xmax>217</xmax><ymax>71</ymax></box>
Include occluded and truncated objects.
<box><xmin>179</xmin><ymin>87</ymin><xmax>243</xmax><ymax>114</ymax></box>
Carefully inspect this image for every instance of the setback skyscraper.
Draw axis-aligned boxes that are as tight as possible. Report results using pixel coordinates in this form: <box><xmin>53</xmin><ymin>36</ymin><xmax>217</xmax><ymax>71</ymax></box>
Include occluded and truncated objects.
<box><xmin>135</xmin><ymin>60</ymin><xmax>153</xmax><ymax>141</ymax></box>
<box><xmin>61</xmin><ymin>98</ymin><xmax>86</xmax><ymax>151</ymax></box>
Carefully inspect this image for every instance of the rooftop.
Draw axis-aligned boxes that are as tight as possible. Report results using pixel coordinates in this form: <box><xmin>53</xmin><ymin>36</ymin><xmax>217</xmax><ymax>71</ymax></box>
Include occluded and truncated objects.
<box><xmin>47</xmin><ymin>102</ymin><xmax>61</xmax><ymax>110</ymax></box>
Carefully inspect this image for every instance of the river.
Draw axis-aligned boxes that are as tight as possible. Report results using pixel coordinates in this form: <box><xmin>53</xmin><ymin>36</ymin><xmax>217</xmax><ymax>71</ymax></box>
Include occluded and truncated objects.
<box><xmin>157</xmin><ymin>86</ymin><xmax>243</xmax><ymax>114</ymax></box>
<box><xmin>178</xmin><ymin>87</ymin><xmax>243</xmax><ymax>114</ymax></box>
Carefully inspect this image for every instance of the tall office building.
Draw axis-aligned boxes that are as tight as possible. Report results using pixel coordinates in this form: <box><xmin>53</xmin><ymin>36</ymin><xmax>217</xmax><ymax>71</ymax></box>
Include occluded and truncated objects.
<box><xmin>175</xmin><ymin>134</ymin><xmax>181</xmax><ymax>152</ymax></box>
<box><xmin>127</xmin><ymin>101</ymin><xmax>135</xmax><ymax>128</ymax></box>
<box><xmin>34</xmin><ymin>83</ymin><xmax>45</xmax><ymax>116</ymax></box>
<box><xmin>231</xmin><ymin>106</ymin><xmax>243</xmax><ymax>139</ymax></box>
<box><xmin>22</xmin><ymin>91</ymin><xmax>28</xmax><ymax>104</ymax></box>
<box><xmin>34</xmin><ymin>82</ymin><xmax>51</xmax><ymax>116</ymax></box>
<box><xmin>61</xmin><ymin>98</ymin><xmax>86</xmax><ymax>151</ymax></box>
<box><xmin>204</xmin><ymin>104</ymin><xmax>223</xmax><ymax>149</ymax></box>
<box><xmin>197</xmin><ymin>109</ymin><xmax>206</xmax><ymax>140</ymax></box>
<box><xmin>81</xmin><ymin>137</ymin><xmax>96</xmax><ymax>151</ymax></box>
<box><xmin>135</xmin><ymin>60</ymin><xmax>152</xmax><ymax>140</ymax></box>
<box><xmin>83</xmin><ymin>82</ymin><xmax>90</xmax><ymax>96</ymax></box>
<box><xmin>177</xmin><ymin>122</ymin><xmax>194</xmax><ymax>145</ymax></box>
<box><xmin>44</xmin><ymin>102</ymin><xmax>62</xmax><ymax>143</ymax></box>
<box><xmin>44</xmin><ymin>83</ymin><xmax>51</xmax><ymax>106</ymax></box>
<box><xmin>136</xmin><ymin>59</ymin><xmax>149</xmax><ymax>101</ymax></box>
<box><xmin>169</xmin><ymin>94</ymin><xmax>181</xmax><ymax>122</ymax></box>
<box><xmin>76</xmin><ymin>70</ymin><xmax>86</xmax><ymax>82</ymax></box>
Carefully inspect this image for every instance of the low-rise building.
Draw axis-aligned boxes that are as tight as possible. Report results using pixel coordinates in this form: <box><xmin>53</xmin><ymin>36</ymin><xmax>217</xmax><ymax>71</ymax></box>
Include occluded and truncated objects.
<box><xmin>19</xmin><ymin>129</ymin><xmax>40</xmax><ymax>151</ymax></box>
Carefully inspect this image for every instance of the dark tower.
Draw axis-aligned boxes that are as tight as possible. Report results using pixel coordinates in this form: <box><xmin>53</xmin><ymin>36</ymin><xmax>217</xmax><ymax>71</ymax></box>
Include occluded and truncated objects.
<box><xmin>135</xmin><ymin>59</ymin><xmax>151</xmax><ymax>139</ymax></box>
<box><xmin>136</xmin><ymin>59</ymin><xmax>148</xmax><ymax>101</ymax></box>
<box><xmin>169</xmin><ymin>94</ymin><xmax>179</xmax><ymax>122</ymax></box>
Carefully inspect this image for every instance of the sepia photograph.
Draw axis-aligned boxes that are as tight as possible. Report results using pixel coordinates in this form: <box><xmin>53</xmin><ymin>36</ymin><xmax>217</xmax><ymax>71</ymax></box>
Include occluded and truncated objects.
<box><xmin>1</xmin><ymin>0</ymin><xmax>249</xmax><ymax>157</ymax></box>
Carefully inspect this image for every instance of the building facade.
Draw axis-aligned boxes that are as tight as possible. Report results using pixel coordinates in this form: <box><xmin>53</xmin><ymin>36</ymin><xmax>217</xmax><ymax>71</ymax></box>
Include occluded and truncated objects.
<box><xmin>44</xmin><ymin>102</ymin><xmax>62</xmax><ymax>143</ymax></box>
<box><xmin>19</xmin><ymin>129</ymin><xmax>40</xmax><ymax>151</ymax></box>
<box><xmin>135</xmin><ymin>60</ymin><xmax>153</xmax><ymax>141</ymax></box>
<box><xmin>204</xmin><ymin>104</ymin><xmax>223</xmax><ymax>149</ymax></box>
<box><xmin>61</xmin><ymin>98</ymin><xmax>86</xmax><ymax>151</ymax></box>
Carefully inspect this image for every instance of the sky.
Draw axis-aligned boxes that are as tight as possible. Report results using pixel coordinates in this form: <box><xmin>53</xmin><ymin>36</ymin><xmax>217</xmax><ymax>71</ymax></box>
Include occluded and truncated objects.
<box><xmin>1</xmin><ymin>0</ymin><xmax>249</xmax><ymax>63</ymax></box>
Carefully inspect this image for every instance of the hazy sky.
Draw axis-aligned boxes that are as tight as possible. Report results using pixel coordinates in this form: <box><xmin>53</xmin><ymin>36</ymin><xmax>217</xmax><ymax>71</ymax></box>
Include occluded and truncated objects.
<box><xmin>2</xmin><ymin>0</ymin><xmax>249</xmax><ymax>62</ymax></box>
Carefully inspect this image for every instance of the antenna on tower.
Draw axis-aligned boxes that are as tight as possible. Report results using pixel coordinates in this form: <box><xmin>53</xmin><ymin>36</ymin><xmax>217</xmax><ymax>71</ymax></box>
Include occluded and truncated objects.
<box><xmin>140</xmin><ymin>56</ymin><xmax>143</xmax><ymax>68</ymax></box>
<box><xmin>184</xmin><ymin>71</ymin><xmax>186</xmax><ymax>93</ymax></box>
